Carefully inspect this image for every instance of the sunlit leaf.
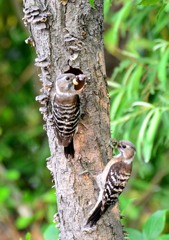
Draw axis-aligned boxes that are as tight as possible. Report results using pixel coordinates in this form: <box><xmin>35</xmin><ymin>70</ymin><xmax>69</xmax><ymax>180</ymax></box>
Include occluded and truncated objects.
<box><xmin>132</xmin><ymin>101</ymin><xmax>154</xmax><ymax>108</ymax></box>
<box><xmin>122</xmin><ymin>63</ymin><xmax>136</xmax><ymax>85</ymax></box>
<box><xmin>110</xmin><ymin>90</ymin><xmax>125</xmax><ymax>121</ymax></box>
<box><xmin>25</xmin><ymin>233</ymin><xmax>31</xmax><ymax>240</ymax></box>
<box><xmin>127</xmin><ymin>228</ymin><xmax>143</xmax><ymax>240</ymax></box>
<box><xmin>6</xmin><ymin>170</ymin><xmax>20</xmax><ymax>180</ymax></box>
<box><xmin>105</xmin><ymin>2</ymin><xmax>132</xmax><ymax>46</ymax></box>
<box><xmin>144</xmin><ymin>108</ymin><xmax>161</xmax><ymax>162</ymax></box>
<box><xmin>158</xmin><ymin>48</ymin><xmax>169</xmax><ymax>90</ymax></box>
<box><xmin>127</xmin><ymin>65</ymin><xmax>143</xmax><ymax>100</ymax></box>
<box><xmin>136</xmin><ymin>109</ymin><xmax>154</xmax><ymax>161</ymax></box>
<box><xmin>44</xmin><ymin>224</ymin><xmax>60</xmax><ymax>240</ymax></box>
<box><xmin>143</xmin><ymin>210</ymin><xmax>167</xmax><ymax>240</ymax></box>
<box><xmin>110</xmin><ymin>60</ymin><xmax>130</xmax><ymax>82</ymax></box>
<box><xmin>104</xmin><ymin>0</ymin><xmax>112</xmax><ymax>17</ymax></box>
<box><xmin>0</xmin><ymin>187</ymin><xmax>11</xmax><ymax>203</ymax></box>
<box><xmin>16</xmin><ymin>216</ymin><xmax>33</xmax><ymax>230</ymax></box>
<box><xmin>89</xmin><ymin>0</ymin><xmax>95</xmax><ymax>8</ymax></box>
<box><xmin>139</xmin><ymin>0</ymin><xmax>160</xmax><ymax>6</ymax></box>
<box><xmin>157</xmin><ymin>235</ymin><xmax>169</xmax><ymax>240</ymax></box>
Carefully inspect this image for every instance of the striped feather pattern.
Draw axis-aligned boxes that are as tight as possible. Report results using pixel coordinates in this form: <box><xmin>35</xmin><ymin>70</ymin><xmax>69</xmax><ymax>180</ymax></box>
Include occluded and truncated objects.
<box><xmin>102</xmin><ymin>164</ymin><xmax>130</xmax><ymax>210</ymax></box>
<box><xmin>53</xmin><ymin>102</ymin><xmax>80</xmax><ymax>136</ymax></box>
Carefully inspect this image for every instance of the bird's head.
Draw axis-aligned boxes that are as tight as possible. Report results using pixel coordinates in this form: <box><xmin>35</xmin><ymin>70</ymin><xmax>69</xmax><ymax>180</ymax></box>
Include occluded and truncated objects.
<box><xmin>118</xmin><ymin>140</ymin><xmax>136</xmax><ymax>163</ymax></box>
<box><xmin>56</xmin><ymin>73</ymin><xmax>86</xmax><ymax>94</ymax></box>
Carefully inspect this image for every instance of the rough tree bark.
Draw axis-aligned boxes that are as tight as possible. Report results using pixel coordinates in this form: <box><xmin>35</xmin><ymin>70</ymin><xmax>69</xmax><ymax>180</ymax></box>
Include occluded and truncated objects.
<box><xmin>23</xmin><ymin>0</ymin><xmax>124</xmax><ymax>239</ymax></box>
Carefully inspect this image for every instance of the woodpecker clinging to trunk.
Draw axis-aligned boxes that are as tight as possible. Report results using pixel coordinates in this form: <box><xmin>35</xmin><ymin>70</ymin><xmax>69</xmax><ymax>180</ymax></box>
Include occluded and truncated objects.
<box><xmin>52</xmin><ymin>73</ymin><xmax>86</xmax><ymax>158</ymax></box>
<box><xmin>86</xmin><ymin>140</ymin><xmax>136</xmax><ymax>227</ymax></box>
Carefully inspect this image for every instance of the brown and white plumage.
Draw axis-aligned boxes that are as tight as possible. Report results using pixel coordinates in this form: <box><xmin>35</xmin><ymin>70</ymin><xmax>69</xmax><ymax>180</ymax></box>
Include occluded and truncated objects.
<box><xmin>52</xmin><ymin>73</ymin><xmax>86</xmax><ymax>158</ymax></box>
<box><xmin>86</xmin><ymin>140</ymin><xmax>136</xmax><ymax>227</ymax></box>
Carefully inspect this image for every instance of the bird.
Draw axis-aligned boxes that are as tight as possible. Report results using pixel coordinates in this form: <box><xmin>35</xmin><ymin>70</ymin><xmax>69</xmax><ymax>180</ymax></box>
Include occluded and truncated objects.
<box><xmin>52</xmin><ymin>73</ymin><xmax>86</xmax><ymax>158</ymax></box>
<box><xmin>86</xmin><ymin>140</ymin><xmax>136</xmax><ymax>227</ymax></box>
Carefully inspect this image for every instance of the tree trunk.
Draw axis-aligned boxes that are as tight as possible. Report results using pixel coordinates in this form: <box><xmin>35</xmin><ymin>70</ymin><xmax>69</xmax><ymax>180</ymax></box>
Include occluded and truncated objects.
<box><xmin>23</xmin><ymin>0</ymin><xmax>124</xmax><ymax>239</ymax></box>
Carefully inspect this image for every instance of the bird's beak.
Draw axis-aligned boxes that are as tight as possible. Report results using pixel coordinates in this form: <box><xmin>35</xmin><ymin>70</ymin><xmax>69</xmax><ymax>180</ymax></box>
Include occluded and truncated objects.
<box><xmin>117</xmin><ymin>141</ymin><xmax>122</xmax><ymax>149</ymax></box>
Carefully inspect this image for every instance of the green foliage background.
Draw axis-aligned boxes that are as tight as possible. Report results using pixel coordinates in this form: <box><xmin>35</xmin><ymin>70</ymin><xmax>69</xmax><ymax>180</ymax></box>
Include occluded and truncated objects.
<box><xmin>0</xmin><ymin>0</ymin><xmax>169</xmax><ymax>239</ymax></box>
<box><xmin>105</xmin><ymin>0</ymin><xmax>169</xmax><ymax>239</ymax></box>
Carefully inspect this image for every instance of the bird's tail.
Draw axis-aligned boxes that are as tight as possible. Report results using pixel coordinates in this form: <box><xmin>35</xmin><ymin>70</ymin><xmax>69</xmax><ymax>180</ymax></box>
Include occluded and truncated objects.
<box><xmin>64</xmin><ymin>139</ymin><xmax>74</xmax><ymax>159</ymax></box>
<box><xmin>86</xmin><ymin>201</ymin><xmax>103</xmax><ymax>227</ymax></box>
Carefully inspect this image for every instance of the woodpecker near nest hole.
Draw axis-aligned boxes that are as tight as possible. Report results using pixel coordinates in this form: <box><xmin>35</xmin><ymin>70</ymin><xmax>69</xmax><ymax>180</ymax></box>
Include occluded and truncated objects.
<box><xmin>86</xmin><ymin>140</ymin><xmax>136</xmax><ymax>227</ymax></box>
<box><xmin>52</xmin><ymin>73</ymin><xmax>86</xmax><ymax>159</ymax></box>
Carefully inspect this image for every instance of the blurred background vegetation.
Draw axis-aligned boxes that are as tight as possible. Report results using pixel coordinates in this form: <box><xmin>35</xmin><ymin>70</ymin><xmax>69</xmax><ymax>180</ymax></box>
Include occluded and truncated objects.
<box><xmin>105</xmin><ymin>0</ymin><xmax>169</xmax><ymax>239</ymax></box>
<box><xmin>0</xmin><ymin>0</ymin><xmax>169</xmax><ymax>239</ymax></box>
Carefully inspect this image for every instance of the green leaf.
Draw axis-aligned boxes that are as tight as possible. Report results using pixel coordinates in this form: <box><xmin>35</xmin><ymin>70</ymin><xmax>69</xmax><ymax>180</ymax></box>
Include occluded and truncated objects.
<box><xmin>104</xmin><ymin>0</ymin><xmax>112</xmax><ymax>17</ymax></box>
<box><xmin>139</xmin><ymin>0</ymin><xmax>160</xmax><ymax>6</ymax></box>
<box><xmin>16</xmin><ymin>216</ymin><xmax>33</xmax><ymax>230</ymax></box>
<box><xmin>109</xmin><ymin>60</ymin><xmax>130</xmax><ymax>82</ymax></box>
<box><xmin>0</xmin><ymin>187</ymin><xmax>10</xmax><ymax>203</ymax></box>
<box><xmin>105</xmin><ymin>2</ymin><xmax>132</xmax><ymax>46</ymax></box>
<box><xmin>132</xmin><ymin>101</ymin><xmax>154</xmax><ymax>108</ymax></box>
<box><xmin>136</xmin><ymin>109</ymin><xmax>154</xmax><ymax>161</ymax></box>
<box><xmin>110</xmin><ymin>90</ymin><xmax>125</xmax><ymax>121</ymax></box>
<box><xmin>158</xmin><ymin>48</ymin><xmax>169</xmax><ymax>91</ymax></box>
<box><xmin>119</xmin><ymin>195</ymin><xmax>135</xmax><ymax>212</ymax></box>
<box><xmin>89</xmin><ymin>0</ymin><xmax>95</xmax><ymax>8</ymax></box>
<box><xmin>122</xmin><ymin>63</ymin><xmax>136</xmax><ymax>85</ymax></box>
<box><xmin>143</xmin><ymin>210</ymin><xmax>167</xmax><ymax>240</ymax></box>
<box><xmin>157</xmin><ymin>235</ymin><xmax>169</xmax><ymax>240</ymax></box>
<box><xmin>144</xmin><ymin>108</ymin><xmax>161</xmax><ymax>162</ymax></box>
<box><xmin>6</xmin><ymin>169</ymin><xmax>20</xmax><ymax>181</ymax></box>
<box><xmin>127</xmin><ymin>65</ymin><xmax>143</xmax><ymax>100</ymax></box>
<box><xmin>25</xmin><ymin>233</ymin><xmax>31</xmax><ymax>240</ymax></box>
<box><xmin>127</xmin><ymin>228</ymin><xmax>143</xmax><ymax>240</ymax></box>
<box><xmin>142</xmin><ymin>142</ymin><xmax>154</xmax><ymax>163</ymax></box>
<box><xmin>44</xmin><ymin>224</ymin><xmax>60</xmax><ymax>240</ymax></box>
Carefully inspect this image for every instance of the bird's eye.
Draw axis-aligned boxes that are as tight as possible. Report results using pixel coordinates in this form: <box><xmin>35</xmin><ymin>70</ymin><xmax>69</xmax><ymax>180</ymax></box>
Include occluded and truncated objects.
<box><xmin>66</xmin><ymin>77</ymin><xmax>70</xmax><ymax>81</ymax></box>
<box><xmin>122</xmin><ymin>145</ymin><xmax>126</xmax><ymax>148</ymax></box>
